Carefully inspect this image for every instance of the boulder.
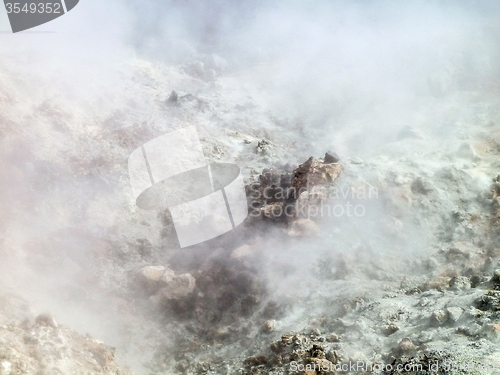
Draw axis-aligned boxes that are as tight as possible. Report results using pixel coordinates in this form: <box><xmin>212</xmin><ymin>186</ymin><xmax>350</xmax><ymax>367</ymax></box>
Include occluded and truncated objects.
<box><xmin>291</xmin><ymin>157</ymin><xmax>341</xmax><ymax>199</ymax></box>
<box><xmin>324</xmin><ymin>151</ymin><xmax>340</xmax><ymax>164</ymax></box>
<box><xmin>449</xmin><ymin>276</ymin><xmax>471</xmax><ymax>291</ymax></box>
<box><xmin>159</xmin><ymin>273</ymin><xmax>196</xmax><ymax>300</ymax></box>
<box><xmin>446</xmin><ymin>307</ymin><xmax>463</xmax><ymax>323</ymax></box>
<box><xmin>137</xmin><ymin>265</ymin><xmax>166</xmax><ymax>294</ymax></box>
<box><xmin>138</xmin><ymin>266</ymin><xmax>166</xmax><ymax>283</ymax></box>
<box><xmin>430</xmin><ymin>310</ymin><xmax>447</xmax><ymax>326</ymax></box>
<box><xmin>35</xmin><ymin>314</ymin><xmax>58</xmax><ymax>328</ymax></box>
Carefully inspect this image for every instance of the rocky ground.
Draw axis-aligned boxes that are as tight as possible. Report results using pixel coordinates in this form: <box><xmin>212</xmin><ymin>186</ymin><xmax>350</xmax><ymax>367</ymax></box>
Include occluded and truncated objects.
<box><xmin>0</xmin><ymin>294</ymin><xmax>132</xmax><ymax>375</ymax></box>
<box><xmin>1</xmin><ymin>22</ymin><xmax>500</xmax><ymax>375</ymax></box>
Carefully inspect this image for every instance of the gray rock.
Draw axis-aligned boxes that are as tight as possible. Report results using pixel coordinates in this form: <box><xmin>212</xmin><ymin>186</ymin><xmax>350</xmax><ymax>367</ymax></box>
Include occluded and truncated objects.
<box><xmin>492</xmin><ymin>269</ymin><xmax>500</xmax><ymax>283</ymax></box>
<box><xmin>418</xmin><ymin>330</ymin><xmax>434</xmax><ymax>343</ymax></box>
<box><xmin>424</xmin><ymin>257</ymin><xmax>440</xmax><ymax>270</ymax></box>
<box><xmin>449</xmin><ymin>276</ymin><xmax>471</xmax><ymax>291</ymax></box>
<box><xmin>138</xmin><ymin>265</ymin><xmax>166</xmax><ymax>282</ymax></box>
<box><xmin>166</xmin><ymin>90</ymin><xmax>178</xmax><ymax>104</ymax></box>
<box><xmin>446</xmin><ymin>307</ymin><xmax>464</xmax><ymax>323</ymax></box>
<box><xmin>430</xmin><ymin>310</ymin><xmax>448</xmax><ymax>326</ymax></box>
<box><xmin>349</xmin><ymin>157</ymin><xmax>363</xmax><ymax>164</ymax></box>
<box><xmin>137</xmin><ymin>266</ymin><xmax>167</xmax><ymax>293</ymax></box>
<box><xmin>327</xmin><ymin>333</ymin><xmax>340</xmax><ymax>342</ymax></box>
<box><xmin>398</xmin><ymin>337</ymin><xmax>416</xmax><ymax>353</ymax></box>
<box><xmin>324</xmin><ymin>151</ymin><xmax>340</xmax><ymax>164</ymax></box>
<box><xmin>260</xmin><ymin>320</ymin><xmax>275</xmax><ymax>333</ymax></box>
<box><xmin>457</xmin><ymin>323</ymin><xmax>482</xmax><ymax>336</ymax></box>
<box><xmin>35</xmin><ymin>314</ymin><xmax>58</xmax><ymax>328</ymax></box>
<box><xmin>456</xmin><ymin>142</ymin><xmax>478</xmax><ymax>161</ymax></box>
<box><xmin>159</xmin><ymin>273</ymin><xmax>196</xmax><ymax>300</ymax></box>
<box><xmin>384</xmin><ymin>323</ymin><xmax>399</xmax><ymax>336</ymax></box>
<box><xmin>411</xmin><ymin>177</ymin><xmax>434</xmax><ymax>195</ymax></box>
<box><xmin>310</xmin><ymin>328</ymin><xmax>321</xmax><ymax>337</ymax></box>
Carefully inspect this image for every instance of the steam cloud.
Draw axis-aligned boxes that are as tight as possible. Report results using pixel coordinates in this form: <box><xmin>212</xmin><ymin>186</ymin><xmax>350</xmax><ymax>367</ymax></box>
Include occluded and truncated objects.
<box><xmin>0</xmin><ymin>0</ymin><xmax>500</xmax><ymax>372</ymax></box>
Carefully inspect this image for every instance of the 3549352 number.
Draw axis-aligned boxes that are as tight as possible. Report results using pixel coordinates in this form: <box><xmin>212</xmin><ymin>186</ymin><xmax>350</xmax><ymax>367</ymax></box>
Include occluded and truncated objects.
<box><xmin>5</xmin><ymin>2</ymin><xmax>62</xmax><ymax>14</ymax></box>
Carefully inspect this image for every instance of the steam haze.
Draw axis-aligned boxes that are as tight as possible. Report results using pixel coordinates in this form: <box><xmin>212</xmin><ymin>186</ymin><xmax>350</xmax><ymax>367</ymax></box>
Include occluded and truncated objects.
<box><xmin>1</xmin><ymin>0</ymin><xmax>500</xmax><ymax>374</ymax></box>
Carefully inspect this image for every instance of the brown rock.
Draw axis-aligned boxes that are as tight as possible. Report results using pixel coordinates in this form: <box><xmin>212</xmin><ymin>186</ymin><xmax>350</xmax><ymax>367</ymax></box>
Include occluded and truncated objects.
<box><xmin>244</xmin><ymin>355</ymin><xmax>268</xmax><ymax>367</ymax></box>
<box><xmin>398</xmin><ymin>338</ymin><xmax>416</xmax><ymax>352</ymax></box>
<box><xmin>384</xmin><ymin>323</ymin><xmax>399</xmax><ymax>336</ymax></box>
<box><xmin>160</xmin><ymin>273</ymin><xmax>196</xmax><ymax>300</ymax></box>
<box><xmin>260</xmin><ymin>320</ymin><xmax>275</xmax><ymax>333</ymax></box>
<box><xmin>430</xmin><ymin>310</ymin><xmax>448</xmax><ymax>326</ymax></box>
<box><xmin>291</xmin><ymin>157</ymin><xmax>342</xmax><ymax>199</ymax></box>
<box><xmin>137</xmin><ymin>265</ymin><xmax>166</xmax><ymax>288</ymax></box>
<box><xmin>326</xmin><ymin>333</ymin><xmax>340</xmax><ymax>342</ymax></box>
<box><xmin>422</xmin><ymin>276</ymin><xmax>451</xmax><ymax>291</ymax></box>
<box><xmin>138</xmin><ymin>265</ymin><xmax>165</xmax><ymax>281</ymax></box>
